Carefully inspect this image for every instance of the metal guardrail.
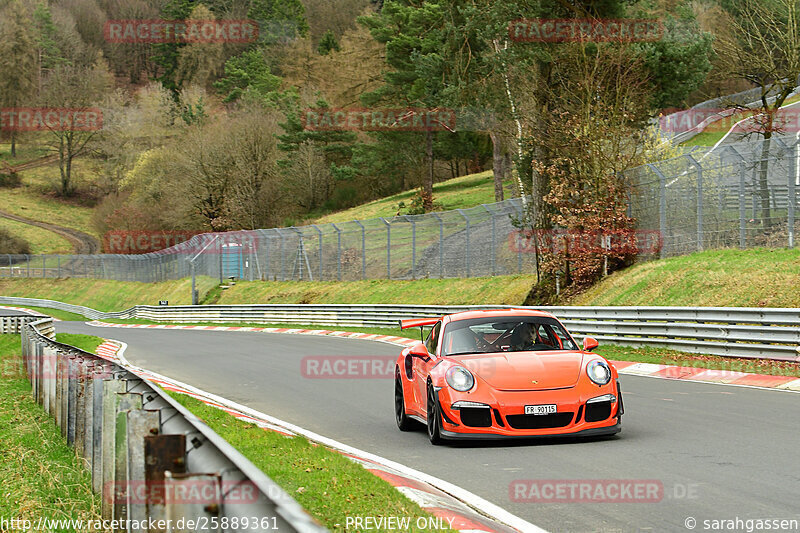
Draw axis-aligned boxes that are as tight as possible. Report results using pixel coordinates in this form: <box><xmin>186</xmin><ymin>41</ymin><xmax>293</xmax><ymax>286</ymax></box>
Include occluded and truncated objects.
<box><xmin>0</xmin><ymin>313</ymin><xmax>48</xmax><ymax>334</ymax></box>
<box><xmin>4</xmin><ymin>297</ymin><xmax>799</xmax><ymax>362</ymax></box>
<box><xmin>18</xmin><ymin>316</ymin><xmax>327</xmax><ymax>532</ymax></box>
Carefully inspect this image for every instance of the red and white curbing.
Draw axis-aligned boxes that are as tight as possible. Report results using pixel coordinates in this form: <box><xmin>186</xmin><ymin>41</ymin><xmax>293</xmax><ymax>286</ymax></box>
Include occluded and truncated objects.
<box><xmin>91</xmin><ymin>337</ymin><xmax>539</xmax><ymax>533</ymax></box>
<box><xmin>611</xmin><ymin>360</ymin><xmax>800</xmax><ymax>392</ymax></box>
<box><xmin>87</xmin><ymin>320</ymin><xmax>800</xmax><ymax>393</ymax></box>
<box><xmin>0</xmin><ymin>305</ymin><xmax>61</xmax><ymax>320</ymax></box>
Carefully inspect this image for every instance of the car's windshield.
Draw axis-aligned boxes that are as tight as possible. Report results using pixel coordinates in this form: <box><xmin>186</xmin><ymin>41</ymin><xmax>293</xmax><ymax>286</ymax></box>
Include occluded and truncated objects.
<box><xmin>440</xmin><ymin>316</ymin><xmax>578</xmax><ymax>356</ymax></box>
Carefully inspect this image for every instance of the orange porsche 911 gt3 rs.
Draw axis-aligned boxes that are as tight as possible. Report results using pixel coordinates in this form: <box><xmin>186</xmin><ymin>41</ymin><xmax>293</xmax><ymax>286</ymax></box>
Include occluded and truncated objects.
<box><xmin>394</xmin><ymin>309</ymin><xmax>623</xmax><ymax>444</ymax></box>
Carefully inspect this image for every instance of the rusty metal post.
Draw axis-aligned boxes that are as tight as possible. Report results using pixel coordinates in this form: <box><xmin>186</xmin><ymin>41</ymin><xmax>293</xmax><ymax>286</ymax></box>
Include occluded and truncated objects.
<box><xmin>126</xmin><ymin>410</ymin><xmax>161</xmax><ymax>531</ymax></box>
<box><xmin>145</xmin><ymin>434</ymin><xmax>186</xmax><ymax>529</ymax></box>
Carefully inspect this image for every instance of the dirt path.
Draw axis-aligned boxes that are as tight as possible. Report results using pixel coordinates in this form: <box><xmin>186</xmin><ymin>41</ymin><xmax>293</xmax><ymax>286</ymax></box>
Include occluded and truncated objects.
<box><xmin>0</xmin><ymin>209</ymin><xmax>100</xmax><ymax>254</ymax></box>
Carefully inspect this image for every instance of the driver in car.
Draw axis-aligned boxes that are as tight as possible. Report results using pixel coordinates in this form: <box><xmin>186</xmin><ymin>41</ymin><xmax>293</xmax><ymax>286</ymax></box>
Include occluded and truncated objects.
<box><xmin>510</xmin><ymin>323</ymin><xmax>540</xmax><ymax>351</ymax></box>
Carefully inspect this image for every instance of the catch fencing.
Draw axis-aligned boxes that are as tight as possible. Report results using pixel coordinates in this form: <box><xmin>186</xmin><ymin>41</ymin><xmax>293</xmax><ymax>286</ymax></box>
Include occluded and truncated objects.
<box><xmin>4</xmin><ymin>298</ymin><xmax>799</xmax><ymax>361</ymax></box>
<box><xmin>16</xmin><ymin>314</ymin><xmax>326</xmax><ymax>532</ymax></box>
<box><xmin>626</xmin><ymin>137</ymin><xmax>800</xmax><ymax>256</ymax></box>
<box><xmin>1</xmin><ymin>136</ymin><xmax>798</xmax><ymax>281</ymax></box>
<box><xmin>0</xmin><ymin>198</ymin><xmax>538</xmax><ymax>283</ymax></box>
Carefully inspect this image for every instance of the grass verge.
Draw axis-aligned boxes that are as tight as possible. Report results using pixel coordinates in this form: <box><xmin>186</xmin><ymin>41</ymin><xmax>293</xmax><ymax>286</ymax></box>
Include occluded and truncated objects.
<box><xmin>54</xmin><ymin>333</ymin><xmax>104</xmax><ymax>353</ymax></box>
<box><xmin>571</xmin><ymin>248</ymin><xmax>800</xmax><ymax>308</ymax></box>
<box><xmin>0</xmin><ymin>334</ymin><xmax>101</xmax><ymax>528</ymax></box>
<box><xmin>218</xmin><ymin>276</ymin><xmax>536</xmax><ymax>306</ymax></box>
<box><xmin>167</xmin><ymin>392</ymin><xmax>456</xmax><ymax>533</ymax></box>
<box><xmin>0</xmin><ymin>277</ymin><xmax>218</xmax><ymax>311</ymax></box>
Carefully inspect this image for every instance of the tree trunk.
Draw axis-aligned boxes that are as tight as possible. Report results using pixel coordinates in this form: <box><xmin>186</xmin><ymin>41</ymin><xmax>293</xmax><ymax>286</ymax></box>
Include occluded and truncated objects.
<box><xmin>424</xmin><ymin>130</ymin><xmax>434</xmax><ymax>211</ymax></box>
<box><xmin>489</xmin><ymin>131</ymin><xmax>505</xmax><ymax>202</ymax></box>
<box><xmin>758</xmin><ymin>132</ymin><xmax>772</xmax><ymax>227</ymax></box>
<box><xmin>10</xmin><ymin>131</ymin><xmax>16</xmax><ymax>158</ymax></box>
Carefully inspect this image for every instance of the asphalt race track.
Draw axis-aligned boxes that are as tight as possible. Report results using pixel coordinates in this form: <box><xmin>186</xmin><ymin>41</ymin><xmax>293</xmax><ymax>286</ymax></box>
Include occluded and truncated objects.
<box><xmin>57</xmin><ymin>321</ymin><xmax>800</xmax><ymax>532</ymax></box>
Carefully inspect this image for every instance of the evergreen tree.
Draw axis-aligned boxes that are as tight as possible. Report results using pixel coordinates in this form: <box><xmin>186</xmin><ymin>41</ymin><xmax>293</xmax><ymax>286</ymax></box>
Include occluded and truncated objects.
<box><xmin>317</xmin><ymin>29</ymin><xmax>340</xmax><ymax>55</ymax></box>
<box><xmin>0</xmin><ymin>0</ymin><xmax>37</xmax><ymax>157</ymax></box>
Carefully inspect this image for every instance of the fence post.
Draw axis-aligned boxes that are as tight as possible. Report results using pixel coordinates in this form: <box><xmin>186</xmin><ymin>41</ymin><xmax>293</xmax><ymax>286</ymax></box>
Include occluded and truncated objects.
<box><xmin>432</xmin><ymin>213</ymin><xmax>443</xmax><ymax>278</ymax></box>
<box><xmin>648</xmin><ymin>163</ymin><xmax>668</xmax><ymax>258</ymax></box>
<box><xmin>380</xmin><ymin>217</ymin><xmax>390</xmax><ymax>279</ymax></box>
<box><xmin>790</xmin><ymin>141</ymin><xmax>797</xmax><ymax>248</ymax></box>
<box><xmin>457</xmin><ymin>209</ymin><xmax>470</xmax><ymax>277</ymax></box>
<box><xmin>354</xmin><ymin>220</ymin><xmax>366</xmax><ymax>280</ymax></box>
<box><xmin>278</xmin><ymin>229</ymin><xmax>285</xmax><ymax>281</ymax></box>
<box><xmin>331</xmin><ymin>223</ymin><xmax>342</xmax><ymax>281</ymax></box>
<box><xmin>723</xmin><ymin>146</ymin><xmax>747</xmax><ymax>248</ymax></box>
<box><xmin>685</xmin><ymin>155</ymin><xmax>703</xmax><ymax>251</ymax></box>
<box><xmin>482</xmin><ymin>205</ymin><xmax>496</xmax><ymax>276</ymax></box>
<box><xmin>312</xmin><ymin>224</ymin><xmax>323</xmax><ymax>280</ymax></box>
<box><xmin>404</xmin><ymin>216</ymin><xmax>416</xmax><ymax>279</ymax></box>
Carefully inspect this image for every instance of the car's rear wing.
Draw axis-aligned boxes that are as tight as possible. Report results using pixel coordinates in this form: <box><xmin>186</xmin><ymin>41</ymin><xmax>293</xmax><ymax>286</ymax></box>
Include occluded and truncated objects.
<box><xmin>399</xmin><ymin>318</ymin><xmax>440</xmax><ymax>330</ymax></box>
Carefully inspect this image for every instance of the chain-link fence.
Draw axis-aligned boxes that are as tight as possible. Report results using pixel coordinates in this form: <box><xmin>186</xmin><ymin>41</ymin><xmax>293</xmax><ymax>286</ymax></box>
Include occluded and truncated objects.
<box><xmin>626</xmin><ymin>136</ymin><xmax>799</xmax><ymax>256</ymax></box>
<box><xmin>0</xmin><ymin>198</ymin><xmax>538</xmax><ymax>282</ymax></box>
<box><xmin>2</xmin><ymin>135</ymin><xmax>796</xmax><ymax>283</ymax></box>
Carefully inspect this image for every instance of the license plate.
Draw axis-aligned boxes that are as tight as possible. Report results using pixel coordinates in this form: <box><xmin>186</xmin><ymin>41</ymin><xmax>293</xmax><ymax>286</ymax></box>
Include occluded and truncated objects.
<box><xmin>525</xmin><ymin>404</ymin><xmax>557</xmax><ymax>415</ymax></box>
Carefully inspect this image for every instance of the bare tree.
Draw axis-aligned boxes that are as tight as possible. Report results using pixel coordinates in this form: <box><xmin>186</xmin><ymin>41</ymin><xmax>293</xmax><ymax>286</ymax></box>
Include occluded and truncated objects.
<box><xmin>40</xmin><ymin>59</ymin><xmax>112</xmax><ymax>195</ymax></box>
<box><xmin>716</xmin><ymin>0</ymin><xmax>800</xmax><ymax>227</ymax></box>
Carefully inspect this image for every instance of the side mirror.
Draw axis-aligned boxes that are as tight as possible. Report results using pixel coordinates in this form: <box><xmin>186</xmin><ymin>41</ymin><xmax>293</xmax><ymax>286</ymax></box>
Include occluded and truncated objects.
<box><xmin>409</xmin><ymin>343</ymin><xmax>430</xmax><ymax>358</ymax></box>
<box><xmin>582</xmin><ymin>337</ymin><xmax>599</xmax><ymax>352</ymax></box>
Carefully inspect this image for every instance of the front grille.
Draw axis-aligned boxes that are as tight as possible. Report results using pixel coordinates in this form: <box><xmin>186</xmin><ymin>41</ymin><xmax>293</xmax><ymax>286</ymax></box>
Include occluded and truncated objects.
<box><xmin>459</xmin><ymin>407</ymin><xmax>492</xmax><ymax>427</ymax></box>
<box><xmin>506</xmin><ymin>412</ymin><xmax>574</xmax><ymax>430</ymax></box>
<box><xmin>585</xmin><ymin>401</ymin><xmax>612</xmax><ymax>422</ymax></box>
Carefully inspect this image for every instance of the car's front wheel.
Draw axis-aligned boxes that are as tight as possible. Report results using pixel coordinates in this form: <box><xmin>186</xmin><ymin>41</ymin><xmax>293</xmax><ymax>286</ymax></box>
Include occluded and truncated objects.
<box><xmin>395</xmin><ymin>369</ymin><xmax>414</xmax><ymax>431</ymax></box>
<box><xmin>427</xmin><ymin>383</ymin><xmax>443</xmax><ymax>445</ymax></box>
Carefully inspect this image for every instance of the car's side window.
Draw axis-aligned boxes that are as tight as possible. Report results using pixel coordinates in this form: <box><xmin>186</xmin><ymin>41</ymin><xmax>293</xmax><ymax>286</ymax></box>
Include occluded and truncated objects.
<box><xmin>425</xmin><ymin>321</ymin><xmax>441</xmax><ymax>355</ymax></box>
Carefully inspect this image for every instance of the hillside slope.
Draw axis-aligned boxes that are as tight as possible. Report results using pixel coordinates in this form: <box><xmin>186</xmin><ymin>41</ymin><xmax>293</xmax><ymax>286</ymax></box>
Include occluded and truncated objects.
<box><xmin>571</xmin><ymin>248</ymin><xmax>800</xmax><ymax>307</ymax></box>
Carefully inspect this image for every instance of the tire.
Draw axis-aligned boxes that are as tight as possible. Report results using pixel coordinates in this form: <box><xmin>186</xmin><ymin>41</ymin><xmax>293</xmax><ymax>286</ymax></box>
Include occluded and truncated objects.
<box><xmin>427</xmin><ymin>383</ymin><xmax>443</xmax><ymax>445</ymax></box>
<box><xmin>395</xmin><ymin>370</ymin><xmax>414</xmax><ymax>431</ymax></box>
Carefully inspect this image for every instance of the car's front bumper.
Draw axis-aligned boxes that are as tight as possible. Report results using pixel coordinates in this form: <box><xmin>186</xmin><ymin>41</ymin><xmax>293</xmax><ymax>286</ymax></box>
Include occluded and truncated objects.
<box><xmin>440</xmin><ymin>420</ymin><xmax>621</xmax><ymax>440</ymax></box>
<box><xmin>436</xmin><ymin>380</ymin><xmax>623</xmax><ymax>439</ymax></box>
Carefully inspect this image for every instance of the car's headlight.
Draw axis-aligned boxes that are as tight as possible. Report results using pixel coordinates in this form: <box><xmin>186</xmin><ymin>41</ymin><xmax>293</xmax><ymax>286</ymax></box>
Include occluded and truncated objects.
<box><xmin>446</xmin><ymin>366</ymin><xmax>475</xmax><ymax>392</ymax></box>
<box><xmin>587</xmin><ymin>360</ymin><xmax>611</xmax><ymax>386</ymax></box>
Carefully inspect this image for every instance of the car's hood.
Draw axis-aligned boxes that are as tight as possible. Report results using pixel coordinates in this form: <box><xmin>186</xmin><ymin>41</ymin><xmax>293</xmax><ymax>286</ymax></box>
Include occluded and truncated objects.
<box><xmin>451</xmin><ymin>351</ymin><xmax>586</xmax><ymax>391</ymax></box>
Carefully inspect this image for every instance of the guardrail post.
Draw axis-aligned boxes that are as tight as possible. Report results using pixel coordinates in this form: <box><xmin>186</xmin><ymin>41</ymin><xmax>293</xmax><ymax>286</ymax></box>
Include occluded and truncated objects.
<box><xmin>92</xmin><ymin>363</ymin><xmax>111</xmax><ymax>493</ymax></box>
<box><xmin>101</xmin><ymin>379</ymin><xmax>126</xmax><ymax>520</ymax></box>
<box><xmin>126</xmin><ymin>409</ymin><xmax>161</xmax><ymax>530</ymax></box>
<box><xmin>164</xmin><ymin>472</ymin><xmax>223</xmax><ymax>529</ymax></box>
<box><xmin>56</xmin><ymin>351</ymin><xmax>67</xmax><ymax>433</ymax></box>
<box><xmin>114</xmin><ymin>392</ymin><xmax>143</xmax><ymax>525</ymax></box>
<box><xmin>144</xmin><ymin>434</ymin><xmax>186</xmax><ymax>526</ymax></box>
<box><xmin>67</xmin><ymin>354</ymin><xmax>80</xmax><ymax>445</ymax></box>
<box><xmin>44</xmin><ymin>345</ymin><xmax>57</xmax><ymax>416</ymax></box>
<box><xmin>75</xmin><ymin>359</ymin><xmax>88</xmax><ymax>457</ymax></box>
